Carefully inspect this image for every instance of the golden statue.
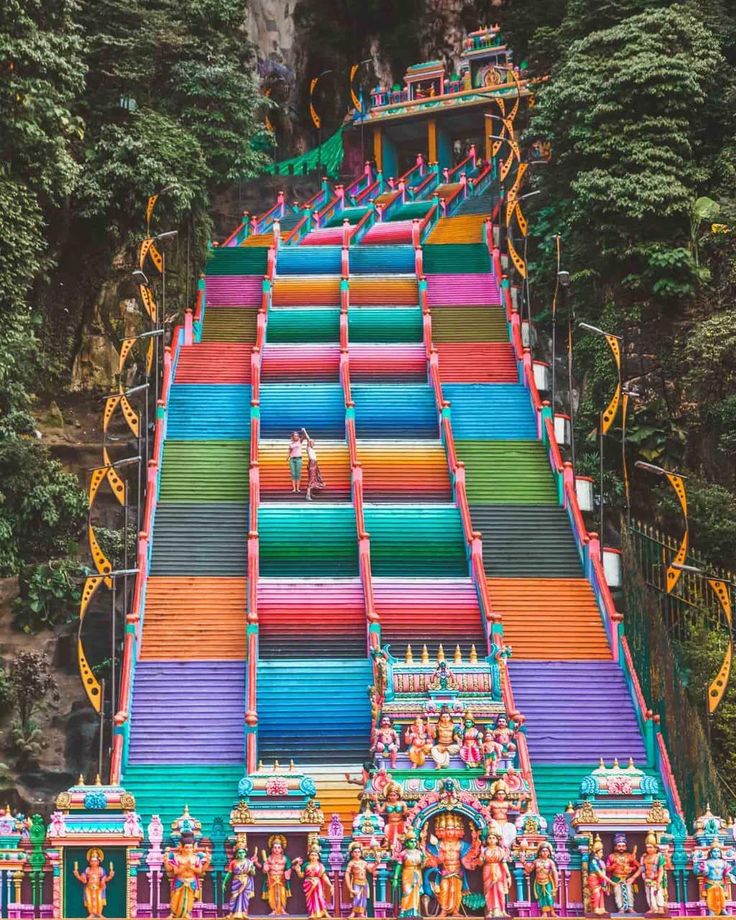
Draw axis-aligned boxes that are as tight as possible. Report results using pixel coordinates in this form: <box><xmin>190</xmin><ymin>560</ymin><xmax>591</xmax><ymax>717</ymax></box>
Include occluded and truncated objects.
<box><xmin>73</xmin><ymin>848</ymin><xmax>115</xmax><ymax>919</ymax></box>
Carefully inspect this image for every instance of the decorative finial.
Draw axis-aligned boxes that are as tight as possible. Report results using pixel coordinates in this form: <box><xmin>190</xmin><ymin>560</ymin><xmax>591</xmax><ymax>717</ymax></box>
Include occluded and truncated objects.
<box><xmin>421</xmin><ymin>644</ymin><xmax>429</xmax><ymax>665</ymax></box>
<box><xmin>95</xmin><ymin>773</ymin><xmax>102</xmax><ymax>786</ymax></box>
<box><xmin>274</xmin><ymin>760</ymin><xmax>280</xmax><ymax>772</ymax></box>
<box><xmin>78</xmin><ymin>774</ymin><xmax>85</xmax><ymax>786</ymax></box>
<box><xmin>627</xmin><ymin>756</ymin><xmax>635</xmax><ymax>769</ymax></box>
<box><xmin>258</xmin><ymin>760</ymin><xmax>263</xmax><ymax>771</ymax></box>
<box><xmin>613</xmin><ymin>757</ymin><xmax>620</xmax><ymax>769</ymax></box>
<box><xmin>454</xmin><ymin>644</ymin><xmax>462</xmax><ymax>664</ymax></box>
<box><xmin>599</xmin><ymin>757</ymin><xmax>605</xmax><ymax>768</ymax></box>
<box><xmin>437</xmin><ymin>644</ymin><xmax>445</xmax><ymax>663</ymax></box>
<box><xmin>289</xmin><ymin>760</ymin><xmax>295</xmax><ymax>771</ymax></box>
<box><xmin>405</xmin><ymin>644</ymin><xmax>413</xmax><ymax>664</ymax></box>
<box><xmin>565</xmin><ymin>802</ymin><xmax>574</xmax><ymax>813</ymax></box>
<box><xmin>469</xmin><ymin>644</ymin><xmax>478</xmax><ymax>663</ymax></box>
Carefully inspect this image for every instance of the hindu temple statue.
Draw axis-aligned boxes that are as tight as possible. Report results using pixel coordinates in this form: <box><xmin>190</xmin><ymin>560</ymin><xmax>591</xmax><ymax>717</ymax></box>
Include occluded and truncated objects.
<box><xmin>393</xmin><ymin>829</ymin><xmax>425</xmax><ymax>918</ymax></box>
<box><xmin>468</xmin><ymin>829</ymin><xmax>511</xmax><ymax>918</ymax></box>
<box><xmin>372</xmin><ymin>715</ymin><xmax>400</xmax><ymax>768</ymax></box>
<box><xmin>404</xmin><ymin>716</ymin><xmax>432</xmax><ymax>768</ymax></box>
<box><xmin>73</xmin><ymin>847</ymin><xmax>115</xmax><ymax>919</ymax></box>
<box><xmin>423</xmin><ymin>812</ymin><xmax>476</xmax><ymax>917</ymax></box>
<box><xmin>695</xmin><ymin>844</ymin><xmax>734</xmax><ymax>915</ymax></box>
<box><xmin>455</xmin><ymin>711</ymin><xmax>482</xmax><ymax>768</ymax></box>
<box><xmin>492</xmin><ymin>714</ymin><xmax>517</xmax><ymax>760</ymax></box>
<box><xmin>294</xmin><ymin>843</ymin><xmax>333</xmax><ymax>920</ymax></box>
<box><xmin>223</xmin><ymin>839</ymin><xmax>257</xmax><ymax>919</ymax></box>
<box><xmin>638</xmin><ymin>833</ymin><xmax>668</xmax><ymax>916</ymax></box>
<box><xmin>430</xmin><ymin>706</ymin><xmax>460</xmax><ymax>769</ymax></box>
<box><xmin>379</xmin><ymin>781</ymin><xmax>410</xmax><ymax>855</ymax></box>
<box><xmin>586</xmin><ymin>837</ymin><xmax>611</xmax><ymax>917</ymax></box>
<box><xmin>489</xmin><ymin>779</ymin><xmax>517</xmax><ymax>848</ymax></box>
<box><xmin>482</xmin><ymin>727</ymin><xmax>503</xmax><ymax>777</ymax></box>
<box><xmin>260</xmin><ymin>834</ymin><xmax>299</xmax><ymax>916</ymax></box>
<box><xmin>163</xmin><ymin>831</ymin><xmax>211</xmax><ymax>919</ymax></box>
<box><xmin>524</xmin><ymin>843</ymin><xmax>559</xmax><ymax>918</ymax></box>
<box><xmin>606</xmin><ymin>834</ymin><xmax>638</xmax><ymax>914</ymax></box>
<box><xmin>344</xmin><ymin>842</ymin><xmax>376</xmax><ymax>919</ymax></box>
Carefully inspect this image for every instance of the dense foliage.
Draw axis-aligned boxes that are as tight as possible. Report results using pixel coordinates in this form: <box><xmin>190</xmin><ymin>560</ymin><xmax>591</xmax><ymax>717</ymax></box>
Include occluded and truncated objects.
<box><xmin>0</xmin><ymin>0</ymin><xmax>267</xmax><ymax>583</ymax></box>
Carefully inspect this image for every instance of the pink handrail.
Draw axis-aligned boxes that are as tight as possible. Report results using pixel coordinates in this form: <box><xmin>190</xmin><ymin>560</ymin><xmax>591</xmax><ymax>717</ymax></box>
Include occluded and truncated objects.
<box><xmin>222</xmin><ymin>212</ymin><xmax>249</xmax><ymax>247</ymax></box>
<box><xmin>448</xmin><ymin>145</ymin><xmax>476</xmax><ymax>180</ymax></box>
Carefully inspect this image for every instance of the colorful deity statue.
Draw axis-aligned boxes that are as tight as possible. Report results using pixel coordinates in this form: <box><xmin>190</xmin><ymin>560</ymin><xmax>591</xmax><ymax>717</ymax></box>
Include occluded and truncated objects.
<box><xmin>586</xmin><ymin>836</ymin><xmax>611</xmax><ymax>917</ymax></box>
<box><xmin>372</xmin><ymin>715</ymin><xmax>400</xmax><ymax>768</ymax></box>
<box><xmin>163</xmin><ymin>831</ymin><xmax>211</xmax><ymax>919</ymax></box>
<box><xmin>345</xmin><ymin>842</ymin><xmax>376</xmax><ymax>918</ymax></box>
<box><xmin>404</xmin><ymin>716</ymin><xmax>432</xmax><ymax>768</ymax></box>
<box><xmin>524</xmin><ymin>843</ymin><xmax>559</xmax><ymax>918</ymax></box>
<box><xmin>223</xmin><ymin>839</ymin><xmax>257</xmax><ymax>919</ymax></box>
<box><xmin>393</xmin><ymin>829</ymin><xmax>425</xmax><ymax>918</ymax></box>
<box><xmin>423</xmin><ymin>812</ymin><xmax>476</xmax><ymax>917</ymax></box>
<box><xmin>482</xmin><ymin>728</ymin><xmax>503</xmax><ymax>777</ymax></box>
<box><xmin>428</xmin><ymin>659</ymin><xmax>457</xmax><ymax>691</ymax></box>
<box><xmin>260</xmin><ymin>835</ymin><xmax>300</xmax><ymax>916</ymax></box>
<box><xmin>695</xmin><ymin>844</ymin><xmax>734</xmax><ymax>915</ymax></box>
<box><xmin>638</xmin><ymin>833</ymin><xmax>668</xmax><ymax>916</ymax></box>
<box><xmin>380</xmin><ymin>782</ymin><xmax>410</xmax><ymax>855</ymax></box>
<box><xmin>469</xmin><ymin>829</ymin><xmax>511</xmax><ymax>918</ymax></box>
<box><xmin>606</xmin><ymin>834</ymin><xmax>638</xmax><ymax>914</ymax></box>
<box><xmin>489</xmin><ymin>779</ymin><xmax>517</xmax><ymax>848</ymax></box>
<box><xmin>430</xmin><ymin>706</ymin><xmax>460</xmax><ymax>769</ymax></box>
<box><xmin>73</xmin><ymin>847</ymin><xmax>115</xmax><ymax>919</ymax></box>
<box><xmin>492</xmin><ymin>714</ymin><xmax>517</xmax><ymax>760</ymax></box>
<box><xmin>295</xmin><ymin>843</ymin><xmax>333</xmax><ymax>919</ymax></box>
<box><xmin>455</xmin><ymin>711</ymin><xmax>482</xmax><ymax>768</ymax></box>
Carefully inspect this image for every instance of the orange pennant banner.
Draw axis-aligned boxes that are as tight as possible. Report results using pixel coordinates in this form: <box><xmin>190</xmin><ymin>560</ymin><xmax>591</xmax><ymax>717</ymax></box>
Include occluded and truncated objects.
<box><xmin>120</xmin><ymin>396</ymin><xmax>140</xmax><ymax>438</ymax></box>
<box><xmin>146</xmin><ymin>194</ymin><xmax>159</xmax><ymax>230</ymax></box>
<box><xmin>102</xmin><ymin>445</ymin><xmax>126</xmax><ymax>506</ymax></box>
<box><xmin>507</xmin><ymin>237</ymin><xmax>527</xmax><ymax>279</ymax></box>
<box><xmin>87</xmin><ymin>467</ymin><xmax>108</xmax><ymax>508</ymax></box>
<box><xmin>350</xmin><ymin>64</ymin><xmax>361</xmax><ymax>111</ymax></box>
<box><xmin>138</xmin><ymin>284</ymin><xmax>157</xmax><ymax>323</ymax></box>
<box><xmin>119</xmin><ymin>337</ymin><xmax>136</xmax><ymax>373</ymax></box>
<box><xmin>309</xmin><ymin>78</ymin><xmax>321</xmax><ymax>129</ymax></box>
<box><xmin>103</xmin><ymin>396</ymin><xmax>121</xmax><ymax>434</ymax></box>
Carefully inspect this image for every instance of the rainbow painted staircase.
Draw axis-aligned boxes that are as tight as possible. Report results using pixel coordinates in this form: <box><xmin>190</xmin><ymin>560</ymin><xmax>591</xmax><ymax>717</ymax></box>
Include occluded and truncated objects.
<box><xmin>115</xmin><ymin>174</ymin><xmax>681</xmax><ymax>837</ymax></box>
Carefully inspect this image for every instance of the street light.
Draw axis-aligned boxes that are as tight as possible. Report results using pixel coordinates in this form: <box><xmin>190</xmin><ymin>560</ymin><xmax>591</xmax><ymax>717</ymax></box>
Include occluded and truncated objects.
<box><xmin>578</xmin><ymin>323</ymin><xmax>624</xmax><ymax>544</ymax></box>
<box><xmin>556</xmin><ymin>269</ymin><xmax>574</xmax><ymax>467</ymax></box>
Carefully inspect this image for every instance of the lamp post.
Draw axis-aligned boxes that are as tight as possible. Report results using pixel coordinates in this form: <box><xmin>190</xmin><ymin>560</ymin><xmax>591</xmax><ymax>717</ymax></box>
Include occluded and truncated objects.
<box><xmin>105</xmin><ymin>566</ymin><xmax>139</xmax><ymax>771</ymax></box>
<box><xmin>102</xmin><ymin>382</ymin><xmax>149</xmax><ymax>536</ymax></box>
<box><xmin>556</xmin><ymin>268</ymin><xmax>573</xmax><ymax>465</ymax></box>
<box><xmin>578</xmin><ymin>322</ymin><xmax>623</xmax><ymax>544</ymax></box>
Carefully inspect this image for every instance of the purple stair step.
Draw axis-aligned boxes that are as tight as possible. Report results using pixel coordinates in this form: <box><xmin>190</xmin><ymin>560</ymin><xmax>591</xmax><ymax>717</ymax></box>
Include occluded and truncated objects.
<box><xmin>129</xmin><ymin>661</ymin><xmax>245</xmax><ymax>764</ymax></box>
<box><xmin>508</xmin><ymin>661</ymin><xmax>648</xmax><ymax>764</ymax></box>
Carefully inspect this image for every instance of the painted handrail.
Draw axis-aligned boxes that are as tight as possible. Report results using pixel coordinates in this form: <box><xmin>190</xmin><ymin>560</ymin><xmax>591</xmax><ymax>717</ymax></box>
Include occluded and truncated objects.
<box><xmin>345</xmin><ymin>163</ymin><xmax>374</xmax><ymax>202</ymax></box>
<box><xmin>448</xmin><ymin>145</ymin><xmax>477</xmax><ymax>180</ymax></box>
<box><xmin>350</xmin><ymin>203</ymin><xmax>378</xmax><ymax>245</ymax></box>
<box><xmin>222</xmin><ymin>212</ymin><xmax>250</xmax><ymax>247</ymax></box>
<box><xmin>419</xmin><ymin>202</ymin><xmax>440</xmax><ymax>243</ymax></box>
<box><xmin>411</xmin><ymin>165</ymin><xmax>439</xmax><ymax>199</ymax></box>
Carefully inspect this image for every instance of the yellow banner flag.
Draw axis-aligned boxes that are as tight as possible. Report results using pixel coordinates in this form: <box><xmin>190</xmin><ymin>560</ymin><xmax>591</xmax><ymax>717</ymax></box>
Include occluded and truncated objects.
<box><xmin>138</xmin><ymin>284</ymin><xmax>157</xmax><ymax>323</ymax></box>
<box><xmin>507</xmin><ymin>237</ymin><xmax>527</xmax><ymax>279</ymax></box>
<box><xmin>103</xmin><ymin>395</ymin><xmax>121</xmax><ymax>433</ymax></box>
<box><xmin>120</xmin><ymin>395</ymin><xmax>140</xmax><ymax>438</ymax></box>
<box><xmin>309</xmin><ymin>78</ymin><xmax>321</xmax><ymax>129</ymax></box>
<box><xmin>350</xmin><ymin>64</ymin><xmax>361</xmax><ymax>111</ymax></box>
<box><xmin>102</xmin><ymin>445</ymin><xmax>126</xmax><ymax>507</ymax></box>
<box><xmin>119</xmin><ymin>337</ymin><xmax>136</xmax><ymax>373</ymax></box>
<box><xmin>146</xmin><ymin>194</ymin><xmax>159</xmax><ymax>229</ymax></box>
<box><xmin>601</xmin><ymin>335</ymin><xmax>622</xmax><ymax>435</ymax></box>
<box><xmin>87</xmin><ymin>466</ymin><xmax>108</xmax><ymax>508</ymax></box>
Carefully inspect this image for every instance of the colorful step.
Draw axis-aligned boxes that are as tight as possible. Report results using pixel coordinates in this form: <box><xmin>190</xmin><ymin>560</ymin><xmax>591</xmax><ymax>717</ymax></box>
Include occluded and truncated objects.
<box><xmin>352</xmin><ymin>384</ymin><xmax>438</xmax><ymax>438</ymax></box>
<box><xmin>431</xmin><ymin>307</ymin><xmax>508</xmax><ymax>343</ymax></box>
<box><xmin>200</xmin><ymin>306</ymin><xmax>258</xmax><ymax>344</ymax></box>
<box><xmin>204</xmin><ymin>275</ymin><xmax>263</xmax><ymax>307</ymax></box>
<box><xmin>364</xmin><ymin>505</ymin><xmax>468</xmax><ymax>577</ymax></box>
<box><xmin>427</xmin><ymin>215</ymin><xmax>487</xmax><ymax>245</ymax></box>
<box><xmin>159</xmin><ymin>441</ymin><xmax>249</xmax><ymax>502</ymax></box>
<box><xmin>455</xmin><ymin>441</ymin><xmax>558</xmax><ymax>503</ymax></box>
<box><xmin>426</xmin><ymin>273</ymin><xmax>500</xmax><ymax>307</ymax></box>
<box><xmin>267</xmin><ymin>308</ymin><xmax>340</xmax><ymax>343</ymax></box>
<box><xmin>470</xmin><ymin>505</ymin><xmax>582</xmax><ymax>578</ymax></box>
<box><xmin>436</xmin><ymin>343</ymin><xmax>517</xmax><ymax>383</ymax></box>
<box><xmin>444</xmin><ymin>384</ymin><xmax>538</xmax><ymax>439</ymax></box>
<box><xmin>258</xmin><ymin>578</ymin><xmax>366</xmax><ymax>657</ymax></box>
<box><xmin>261</xmin><ymin>344</ymin><xmax>340</xmax><ymax>382</ymax></box>
<box><xmin>150</xmin><ymin>502</ymin><xmax>248</xmax><ymax>576</ymax></box>
<box><xmin>348</xmin><ymin>307</ymin><xmax>423</xmax><ymax>343</ymax></box>
<box><xmin>122</xmin><ymin>764</ymin><xmax>243</xmax><ymax>832</ymax></box>
<box><xmin>272</xmin><ymin>277</ymin><xmax>341</xmax><ymax>307</ymax></box>
<box><xmin>358</xmin><ymin>441</ymin><xmax>451</xmax><ymax>501</ymax></box>
<box><xmin>508</xmin><ymin>661</ymin><xmax>649</xmax><ymax>764</ymax></box>
<box><xmin>424</xmin><ymin>243</ymin><xmax>491</xmax><ymax>274</ymax></box>
<box><xmin>360</xmin><ymin>220</ymin><xmax>414</xmax><ymax>245</ymax></box>
<box><xmin>167</xmin><ymin>384</ymin><xmax>251</xmax><ymax>440</ymax></box>
<box><xmin>374</xmin><ymin>577</ymin><xmax>486</xmax><ymax>650</ymax></box>
<box><xmin>141</xmin><ymin>577</ymin><xmax>247</xmax><ymax>660</ymax></box>
<box><xmin>259</xmin><ymin>440</ymin><xmax>351</xmax><ymax>500</ymax></box>
<box><xmin>487</xmin><ymin>578</ymin><xmax>611</xmax><ymax>660</ymax></box>
<box><xmin>257</xmin><ymin>659</ymin><xmax>372</xmax><ymax>764</ymax></box>
<box><xmin>206</xmin><ymin>248</ymin><xmax>268</xmax><ymax>275</ymax></box>
<box><xmin>175</xmin><ymin>344</ymin><xmax>252</xmax><ymax>384</ymax></box>
<box><xmin>258</xmin><ymin>504</ymin><xmax>359</xmax><ymax>576</ymax></box>
<box><xmin>350</xmin><ymin>246</ymin><xmax>415</xmax><ymax>274</ymax></box>
<box><xmin>350</xmin><ymin>276</ymin><xmax>418</xmax><ymax>306</ymax></box>
<box><xmin>349</xmin><ymin>344</ymin><xmax>426</xmax><ymax>382</ymax></box>
<box><xmin>277</xmin><ymin>246</ymin><xmax>342</xmax><ymax>274</ymax></box>
<box><xmin>128</xmin><ymin>660</ymin><xmax>246</xmax><ymax>764</ymax></box>
<box><xmin>259</xmin><ymin>383</ymin><xmax>345</xmax><ymax>439</ymax></box>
